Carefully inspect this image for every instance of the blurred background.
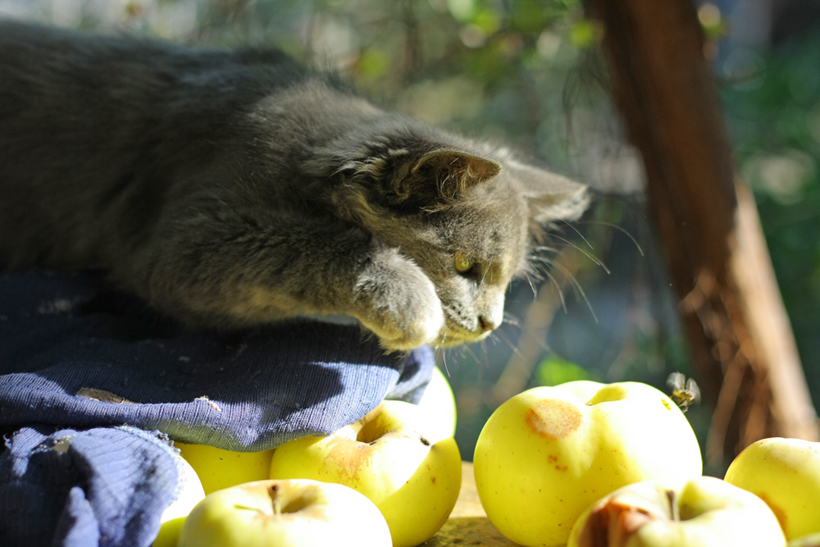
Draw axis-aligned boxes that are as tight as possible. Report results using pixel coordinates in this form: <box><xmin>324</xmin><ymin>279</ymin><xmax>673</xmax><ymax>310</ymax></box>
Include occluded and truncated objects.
<box><xmin>2</xmin><ymin>0</ymin><xmax>819</xmax><ymax>476</ymax></box>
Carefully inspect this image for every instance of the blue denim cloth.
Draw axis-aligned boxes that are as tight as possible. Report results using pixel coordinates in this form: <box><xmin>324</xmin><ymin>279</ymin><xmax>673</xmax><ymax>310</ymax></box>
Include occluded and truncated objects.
<box><xmin>0</xmin><ymin>271</ymin><xmax>435</xmax><ymax>546</ymax></box>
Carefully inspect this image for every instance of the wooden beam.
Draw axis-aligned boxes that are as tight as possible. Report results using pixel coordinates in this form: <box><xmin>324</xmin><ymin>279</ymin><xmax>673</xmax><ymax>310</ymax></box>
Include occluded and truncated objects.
<box><xmin>588</xmin><ymin>0</ymin><xmax>818</xmax><ymax>465</ymax></box>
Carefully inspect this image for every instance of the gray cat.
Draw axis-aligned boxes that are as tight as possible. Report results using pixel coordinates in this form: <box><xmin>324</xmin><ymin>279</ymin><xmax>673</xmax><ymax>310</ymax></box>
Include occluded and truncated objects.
<box><xmin>0</xmin><ymin>21</ymin><xmax>588</xmax><ymax>350</ymax></box>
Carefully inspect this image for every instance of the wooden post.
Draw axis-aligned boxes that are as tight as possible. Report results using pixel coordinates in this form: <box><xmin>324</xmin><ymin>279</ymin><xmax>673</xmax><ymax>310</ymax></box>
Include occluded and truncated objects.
<box><xmin>588</xmin><ymin>0</ymin><xmax>818</xmax><ymax>465</ymax></box>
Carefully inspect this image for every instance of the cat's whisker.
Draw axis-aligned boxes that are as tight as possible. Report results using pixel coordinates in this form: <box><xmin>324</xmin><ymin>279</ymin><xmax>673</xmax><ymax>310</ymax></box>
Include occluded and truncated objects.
<box><xmin>523</xmin><ymin>254</ymin><xmax>550</xmax><ymax>281</ymax></box>
<box><xmin>531</xmin><ymin>257</ymin><xmax>568</xmax><ymax>314</ymax></box>
<box><xmin>523</xmin><ymin>272</ymin><xmax>537</xmax><ymax>299</ymax></box>
<box><xmin>528</xmin><ymin>274</ymin><xmax>541</xmax><ymax>294</ymax></box>
<box><xmin>480</xmin><ymin>338</ymin><xmax>491</xmax><ymax>369</ymax></box>
<box><xmin>550</xmin><ymin>260</ymin><xmax>599</xmax><ymax>324</ymax></box>
<box><xmin>527</xmin><ymin>267</ymin><xmax>546</xmax><ymax>282</ymax></box>
<box><xmin>534</xmin><ymin>246</ymin><xmax>561</xmax><ymax>253</ymax></box>
<box><xmin>479</xmin><ymin>265</ymin><xmax>490</xmax><ymax>287</ymax></box>
<box><xmin>543</xmin><ymin>267</ymin><xmax>568</xmax><ymax>314</ymax></box>
<box><xmin>505</xmin><ymin>311</ymin><xmax>555</xmax><ymax>354</ymax></box>
<box><xmin>574</xmin><ymin>220</ymin><xmax>645</xmax><ymax>256</ymax></box>
<box><xmin>560</xmin><ymin>219</ymin><xmax>595</xmax><ymax>251</ymax></box>
<box><xmin>442</xmin><ymin>326</ymin><xmax>452</xmax><ymax>346</ymax></box>
<box><xmin>545</xmin><ymin>233</ymin><xmax>611</xmax><ymax>275</ymax></box>
<box><xmin>459</xmin><ymin>342</ymin><xmax>482</xmax><ymax>366</ymax></box>
<box><xmin>502</xmin><ymin>312</ymin><xmax>521</xmax><ymax>328</ymax></box>
<box><xmin>489</xmin><ymin>327</ymin><xmax>528</xmax><ymax>363</ymax></box>
<box><xmin>440</xmin><ymin>346</ymin><xmax>450</xmax><ymax>377</ymax></box>
<box><xmin>436</xmin><ymin>327</ymin><xmax>453</xmax><ymax>375</ymax></box>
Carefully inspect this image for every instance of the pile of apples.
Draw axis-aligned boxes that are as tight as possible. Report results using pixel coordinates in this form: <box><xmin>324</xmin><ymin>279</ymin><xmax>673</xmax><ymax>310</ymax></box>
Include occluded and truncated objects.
<box><xmin>473</xmin><ymin>380</ymin><xmax>820</xmax><ymax>547</ymax></box>
<box><xmin>153</xmin><ymin>373</ymin><xmax>820</xmax><ymax>547</ymax></box>
<box><xmin>153</xmin><ymin>367</ymin><xmax>461</xmax><ymax>547</ymax></box>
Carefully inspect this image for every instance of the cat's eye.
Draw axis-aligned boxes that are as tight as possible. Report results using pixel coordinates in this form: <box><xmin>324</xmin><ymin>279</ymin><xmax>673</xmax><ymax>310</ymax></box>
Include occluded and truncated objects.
<box><xmin>454</xmin><ymin>251</ymin><xmax>474</xmax><ymax>273</ymax></box>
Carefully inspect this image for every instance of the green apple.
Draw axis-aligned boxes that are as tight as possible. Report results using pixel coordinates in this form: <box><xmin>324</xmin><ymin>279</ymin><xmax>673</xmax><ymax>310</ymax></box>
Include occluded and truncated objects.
<box><xmin>411</xmin><ymin>365</ymin><xmax>457</xmax><ymax>444</ymax></box>
<box><xmin>177</xmin><ymin>479</ymin><xmax>392</xmax><ymax>547</ymax></box>
<box><xmin>567</xmin><ymin>476</ymin><xmax>786</xmax><ymax>547</ymax></box>
<box><xmin>152</xmin><ymin>450</ymin><xmax>206</xmax><ymax>547</ymax></box>
<box><xmin>176</xmin><ymin>442</ymin><xmax>275</xmax><ymax>495</ymax></box>
<box><xmin>473</xmin><ymin>381</ymin><xmax>703</xmax><ymax>547</ymax></box>
<box><xmin>269</xmin><ymin>400</ymin><xmax>462</xmax><ymax>547</ymax></box>
<box><xmin>724</xmin><ymin>437</ymin><xmax>820</xmax><ymax>540</ymax></box>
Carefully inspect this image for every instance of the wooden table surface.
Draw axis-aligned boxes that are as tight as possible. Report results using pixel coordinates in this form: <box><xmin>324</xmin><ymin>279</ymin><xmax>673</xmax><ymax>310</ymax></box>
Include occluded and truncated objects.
<box><xmin>420</xmin><ymin>462</ymin><xmax>518</xmax><ymax>546</ymax></box>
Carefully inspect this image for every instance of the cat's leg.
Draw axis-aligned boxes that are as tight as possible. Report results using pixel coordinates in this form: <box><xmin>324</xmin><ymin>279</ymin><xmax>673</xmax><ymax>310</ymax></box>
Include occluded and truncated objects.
<box><xmin>128</xmin><ymin>216</ymin><xmax>444</xmax><ymax>350</ymax></box>
<box><xmin>348</xmin><ymin>240</ymin><xmax>445</xmax><ymax>351</ymax></box>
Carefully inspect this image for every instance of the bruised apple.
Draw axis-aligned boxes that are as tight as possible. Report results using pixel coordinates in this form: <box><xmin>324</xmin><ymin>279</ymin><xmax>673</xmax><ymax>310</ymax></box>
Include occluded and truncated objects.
<box><xmin>567</xmin><ymin>476</ymin><xmax>786</xmax><ymax>547</ymax></box>
<box><xmin>269</xmin><ymin>400</ymin><xmax>462</xmax><ymax>547</ymax></box>
<box><xmin>177</xmin><ymin>479</ymin><xmax>391</xmax><ymax>547</ymax></box>
<box><xmin>725</xmin><ymin>437</ymin><xmax>820</xmax><ymax>540</ymax></box>
<box><xmin>473</xmin><ymin>381</ymin><xmax>702</xmax><ymax>547</ymax></box>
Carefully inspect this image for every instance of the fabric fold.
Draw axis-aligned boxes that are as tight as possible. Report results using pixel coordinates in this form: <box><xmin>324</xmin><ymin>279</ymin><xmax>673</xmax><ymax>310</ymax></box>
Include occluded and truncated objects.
<box><xmin>0</xmin><ymin>271</ymin><xmax>436</xmax><ymax>546</ymax></box>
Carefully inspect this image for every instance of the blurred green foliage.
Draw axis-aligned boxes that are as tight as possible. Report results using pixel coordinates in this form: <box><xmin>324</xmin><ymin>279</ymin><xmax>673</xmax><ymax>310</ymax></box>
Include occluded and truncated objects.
<box><xmin>722</xmin><ymin>30</ymin><xmax>820</xmax><ymax>412</ymax></box>
<box><xmin>535</xmin><ymin>355</ymin><xmax>595</xmax><ymax>385</ymax></box>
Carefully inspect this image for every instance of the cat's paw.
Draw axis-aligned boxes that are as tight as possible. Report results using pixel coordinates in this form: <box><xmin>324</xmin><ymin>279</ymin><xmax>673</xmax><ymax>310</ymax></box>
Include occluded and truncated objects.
<box><xmin>352</xmin><ymin>248</ymin><xmax>444</xmax><ymax>351</ymax></box>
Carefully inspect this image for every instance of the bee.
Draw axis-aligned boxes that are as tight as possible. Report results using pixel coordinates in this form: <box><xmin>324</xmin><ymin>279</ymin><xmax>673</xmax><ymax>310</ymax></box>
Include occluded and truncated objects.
<box><xmin>666</xmin><ymin>372</ymin><xmax>700</xmax><ymax>413</ymax></box>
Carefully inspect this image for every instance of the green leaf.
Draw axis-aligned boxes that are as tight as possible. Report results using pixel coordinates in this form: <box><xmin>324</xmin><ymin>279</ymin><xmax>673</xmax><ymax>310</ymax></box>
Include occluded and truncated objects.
<box><xmin>535</xmin><ymin>355</ymin><xmax>592</xmax><ymax>386</ymax></box>
<box><xmin>569</xmin><ymin>19</ymin><xmax>604</xmax><ymax>50</ymax></box>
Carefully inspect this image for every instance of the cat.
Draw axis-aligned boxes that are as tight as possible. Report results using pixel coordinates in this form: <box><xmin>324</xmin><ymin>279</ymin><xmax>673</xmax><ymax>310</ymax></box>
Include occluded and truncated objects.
<box><xmin>0</xmin><ymin>20</ymin><xmax>589</xmax><ymax>351</ymax></box>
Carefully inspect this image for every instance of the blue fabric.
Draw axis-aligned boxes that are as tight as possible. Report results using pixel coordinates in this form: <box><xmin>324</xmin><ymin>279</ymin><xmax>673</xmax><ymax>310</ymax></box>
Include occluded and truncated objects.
<box><xmin>0</xmin><ymin>270</ymin><xmax>436</xmax><ymax>546</ymax></box>
<box><xmin>1</xmin><ymin>426</ymin><xmax>180</xmax><ymax>547</ymax></box>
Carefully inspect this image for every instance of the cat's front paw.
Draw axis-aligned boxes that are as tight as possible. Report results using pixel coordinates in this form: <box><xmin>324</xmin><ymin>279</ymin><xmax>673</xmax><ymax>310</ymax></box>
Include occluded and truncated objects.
<box><xmin>352</xmin><ymin>249</ymin><xmax>444</xmax><ymax>351</ymax></box>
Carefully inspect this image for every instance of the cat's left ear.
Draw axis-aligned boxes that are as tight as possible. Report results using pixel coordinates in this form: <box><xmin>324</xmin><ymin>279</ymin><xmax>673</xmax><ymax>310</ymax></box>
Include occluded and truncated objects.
<box><xmin>506</xmin><ymin>159</ymin><xmax>589</xmax><ymax>223</ymax></box>
<box><xmin>399</xmin><ymin>150</ymin><xmax>502</xmax><ymax>201</ymax></box>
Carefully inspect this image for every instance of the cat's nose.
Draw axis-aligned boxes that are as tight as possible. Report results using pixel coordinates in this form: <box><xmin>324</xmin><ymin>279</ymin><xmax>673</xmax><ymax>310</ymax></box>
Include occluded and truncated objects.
<box><xmin>478</xmin><ymin>315</ymin><xmax>499</xmax><ymax>332</ymax></box>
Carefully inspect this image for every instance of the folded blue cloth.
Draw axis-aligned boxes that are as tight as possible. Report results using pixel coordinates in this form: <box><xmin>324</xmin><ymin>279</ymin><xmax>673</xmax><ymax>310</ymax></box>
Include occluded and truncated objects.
<box><xmin>0</xmin><ymin>271</ymin><xmax>435</xmax><ymax>546</ymax></box>
<box><xmin>1</xmin><ymin>426</ymin><xmax>181</xmax><ymax>547</ymax></box>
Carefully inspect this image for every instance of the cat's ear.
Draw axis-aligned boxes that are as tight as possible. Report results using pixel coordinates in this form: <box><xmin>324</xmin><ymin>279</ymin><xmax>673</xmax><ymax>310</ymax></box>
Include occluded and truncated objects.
<box><xmin>398</xmin><ymin>150</ymin><xmax>502</xmax><ymax>201</ymax></box>
<box><xmin>507</xmin><ymin>160</ymin><xmax>589</xmax><ymax>223</ymax></box>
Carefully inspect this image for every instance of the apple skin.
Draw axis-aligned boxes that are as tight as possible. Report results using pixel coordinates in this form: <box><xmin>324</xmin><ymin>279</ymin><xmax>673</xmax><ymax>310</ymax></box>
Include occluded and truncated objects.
<box><xmin>152</xmin><ymin>450</ymin><xmax>206</xmax><ymax>547</ymax></box>
<box><xmin>567</xmin><ymin>476</ymin><xmax>786</xmax><ymax>547</ymax></box>
<box><xmin>269</xmin><ymin>400</ymin><xmax>462</xmax><ymax>547</ymax></box>
<box><xmin>724</xmin><ymin>437</ymin><xmax>820</xmax><ymax>540</ymax></box>
<box><xmin>412</xmin><ymin>365</ymin><xmax>457</xmax><ymax>444</ymax></box>
<box><xmin>789</xmin><ymin>532</ymin><xmax>820</xmax><ymax>547</ymax></box>
<box><xmin>175</xmin><ymin>442</ymin><xmax>275</xmax><ymax>495</ymax></box>
<box><xmin>473</xmin><ymin>381</ymin><xmax>703</xmax><ymax>547</ymax></box>
<box><xmin>177</xmin><ymin>479</ymin><xmax>392</xmax><ymax>547</ymax></box>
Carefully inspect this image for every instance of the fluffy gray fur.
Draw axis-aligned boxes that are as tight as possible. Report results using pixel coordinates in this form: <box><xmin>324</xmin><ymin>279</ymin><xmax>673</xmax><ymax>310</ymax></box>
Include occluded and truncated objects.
<box><xmin>0</xmin><ymin>20</ymin><xmax>588</xmax><ymax>350</ymax></box>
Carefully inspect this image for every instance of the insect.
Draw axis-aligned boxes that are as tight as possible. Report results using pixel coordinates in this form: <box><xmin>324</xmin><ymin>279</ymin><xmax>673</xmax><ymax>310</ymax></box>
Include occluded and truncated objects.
<box><xmin>666</xmin><ymin>372</ymin><xmax>701</xmax><ymax>413</ymax></box>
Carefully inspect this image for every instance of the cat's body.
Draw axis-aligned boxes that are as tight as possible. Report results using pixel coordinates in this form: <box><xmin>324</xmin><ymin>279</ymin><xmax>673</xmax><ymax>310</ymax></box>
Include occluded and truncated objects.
<box><xmin>0</xmin><ymin>21</ymin><xmax>588</xmax><ymax>350</ymax></box>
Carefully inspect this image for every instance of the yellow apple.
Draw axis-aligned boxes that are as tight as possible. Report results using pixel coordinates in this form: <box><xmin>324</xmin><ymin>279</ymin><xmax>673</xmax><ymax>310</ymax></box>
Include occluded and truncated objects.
<box><xmin>177</xmin><ymin>479</ymin><xmax>392</xmax><ymax>547</ymax></box>
<box><xmin>724</xmin><ymin>437</ymin><xmax>820</xmax><ymax>540</ymax></box>
<box><xmin>411</xmin><ymin>365</ymin><xmax>457</xmax><ymax>444</ymax></box>
<box><xmin>567</xmin><ymin>476</ymin><xmax>786</xmax><ymax>546</ymax></box>
<box><xmin>269</xmin><ymin>400</ymin><xmax>462</xmax><ymax>547</ymax></box>
<box><xmin>789</xmin><ymin>532</ymin><xmax>820</xmax><ymax>547</ymax></box>
<box><xmin>175</xmin><ymin>442</ymin><xmax>275</xmax><ymax>495</ymax></box>
<box><xmin>152</xmin><ymin>450</ymin><xmax>206</xmax><ymax>547</ymax></box>
<box><xmin>473</xmin><ymin>381</ymin><xmax>703</xmax><ymax>547</ymax></box>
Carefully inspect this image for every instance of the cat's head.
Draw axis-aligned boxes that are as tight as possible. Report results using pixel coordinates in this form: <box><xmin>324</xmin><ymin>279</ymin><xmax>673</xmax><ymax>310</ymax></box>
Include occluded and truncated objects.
<box><xmin>308</xmin><ymin>116</ymin><xmax>588</xmax><ymax>347</ymax></box>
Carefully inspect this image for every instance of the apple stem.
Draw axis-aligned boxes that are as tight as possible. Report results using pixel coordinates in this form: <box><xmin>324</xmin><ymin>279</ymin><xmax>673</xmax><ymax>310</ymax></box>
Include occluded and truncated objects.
<box><xmin>665</xmin><ymin>489</ymin><xmax>680</xmax><ymax>522</ymax></box>
<box><xmin>269</xmin><ymin>485</ymin><xmax>282</xmax><ymax>516</ymax></box>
